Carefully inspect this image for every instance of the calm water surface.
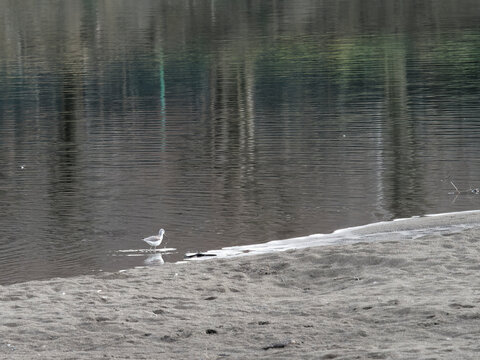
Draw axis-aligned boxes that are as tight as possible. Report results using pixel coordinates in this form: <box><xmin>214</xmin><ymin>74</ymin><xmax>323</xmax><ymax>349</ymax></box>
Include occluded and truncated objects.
<box><xmin>2</xmin><ymin>0</ymin><xmax>480</xmax><ymax>284</ymax></box>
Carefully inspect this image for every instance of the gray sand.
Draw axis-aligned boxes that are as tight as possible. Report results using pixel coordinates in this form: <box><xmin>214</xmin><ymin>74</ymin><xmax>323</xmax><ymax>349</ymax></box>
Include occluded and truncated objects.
<box><xmin>2</xmin><ymin>226</ymin><xmax>480</xmax><ymax>359</ymax></box>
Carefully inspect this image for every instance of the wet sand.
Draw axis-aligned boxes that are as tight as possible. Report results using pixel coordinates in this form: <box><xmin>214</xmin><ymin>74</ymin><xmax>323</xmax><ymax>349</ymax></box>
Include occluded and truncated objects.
<box><xmin>2</xmin><ymin>226</ymin><xmax>480</xmax><ymax>359</ymax></box>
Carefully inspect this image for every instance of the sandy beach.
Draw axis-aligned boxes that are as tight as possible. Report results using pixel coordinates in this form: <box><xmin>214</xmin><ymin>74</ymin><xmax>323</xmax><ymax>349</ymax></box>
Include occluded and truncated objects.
<box><xmin>2</xmin><ymin>225</ymin><xmax>480</xmax><ymax>359</ymax></box>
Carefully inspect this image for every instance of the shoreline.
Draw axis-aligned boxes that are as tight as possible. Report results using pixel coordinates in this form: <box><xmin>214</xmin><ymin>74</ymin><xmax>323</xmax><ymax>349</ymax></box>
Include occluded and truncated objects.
<box><xmin>3</xmin><ymin>209</ymin><xmax>480</xmax><ymax>286</ymax></box>
<box><xmin>2</xmin><ymin>221</ymin><xmax>480</xmax><ymax>359</ymax></box>
<box><xmin>190</xmin><ymin>209</ymin><xmax>480</xmax><ymax>259</ymax></box>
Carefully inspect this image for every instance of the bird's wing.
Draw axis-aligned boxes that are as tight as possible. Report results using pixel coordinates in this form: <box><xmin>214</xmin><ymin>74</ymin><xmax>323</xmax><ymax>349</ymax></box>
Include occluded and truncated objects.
<box><xmin>143</xmin><ymin>235</ymin><xmax>158</xmax><ymax>243</ymax></box>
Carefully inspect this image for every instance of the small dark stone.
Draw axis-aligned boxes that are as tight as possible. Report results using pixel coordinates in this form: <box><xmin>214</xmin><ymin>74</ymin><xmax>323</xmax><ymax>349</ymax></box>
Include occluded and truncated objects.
<box><xmin>449</xmin><ymin>303</ymin><xmax>475</xmax><ymax>309</ymax></box>
<box><xmin>95</xmin><ymin>316</ymin><xmax>110</xmax><ymax>322</ymax></box>
<box><xmin>160</xmin><ymin>335</ymin><xmax>176</xmax><ymax>343</ymax></box>
<box><xmin>204</xmin><ymin>296</ymin><xmax>217</xmax><ymax>301</ymax></box>
<box><xmin>153</xmin><ymin>309</ymin><xmax>164</xmax><ymax>315</ymax></box>
<box><xmin>322</xmin><ymin>353</ymin><xmax>339</xmax><ymax>359</ymax></box>
<box><xmin>144</xmin><ymin>333</ymin><xmax>152</xmax><ymax>337</ymax></box>
<box><xmin>263</xmin><ymin>343</ymin><xmax>286</xmax><ymax>350</ymax></box>
<box><xmin>206</xmin><ymin>329</ymin><xmax>218</xmax><ymax>335</ymax></box>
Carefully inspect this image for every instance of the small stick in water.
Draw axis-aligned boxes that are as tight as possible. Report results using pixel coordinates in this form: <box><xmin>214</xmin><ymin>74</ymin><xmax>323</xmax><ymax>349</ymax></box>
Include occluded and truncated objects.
<box><xmin>450</xmin><ymin>181</ymin><xmax>459</xmax><ymax>194</ymax></box>
<box><xmin>449</xmin><ymin>181</ymin><xmax>480</xmax><ymax>195</ymax></box>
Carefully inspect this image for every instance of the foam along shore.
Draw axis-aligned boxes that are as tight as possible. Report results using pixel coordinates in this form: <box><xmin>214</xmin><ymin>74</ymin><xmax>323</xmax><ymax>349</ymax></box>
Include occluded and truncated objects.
<box><xmin>2</xmin><ymin>211</ymin><xmax>480</xmax><ymax>359</ymax></box>
<box><xmin>189</xmin><ymin>209</ymin><xmax>480</xmax><ymax>259</ymax></box>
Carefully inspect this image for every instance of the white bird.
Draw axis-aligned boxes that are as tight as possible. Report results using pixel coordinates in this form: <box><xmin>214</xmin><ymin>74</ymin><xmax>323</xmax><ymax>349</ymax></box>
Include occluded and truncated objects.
<box><xmin>143</xmin><ymin>229</ymin><xmax>166</xmax><ymax>252</ymax></box>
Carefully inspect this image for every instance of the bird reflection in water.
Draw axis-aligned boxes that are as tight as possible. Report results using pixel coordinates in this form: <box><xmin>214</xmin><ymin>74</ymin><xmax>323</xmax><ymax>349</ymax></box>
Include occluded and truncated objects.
<box><xmin>144</xmin><ymin>253</ymin><xmax>164</xmax><ymax>265</ymax></box>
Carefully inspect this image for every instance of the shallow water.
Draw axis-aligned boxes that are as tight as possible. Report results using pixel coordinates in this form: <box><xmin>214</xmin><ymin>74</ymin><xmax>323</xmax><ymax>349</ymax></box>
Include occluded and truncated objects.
<box><xmin>1</xmin><ymin>1</ymin><xmax>480</xmax><ymax>284</ymax></box>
